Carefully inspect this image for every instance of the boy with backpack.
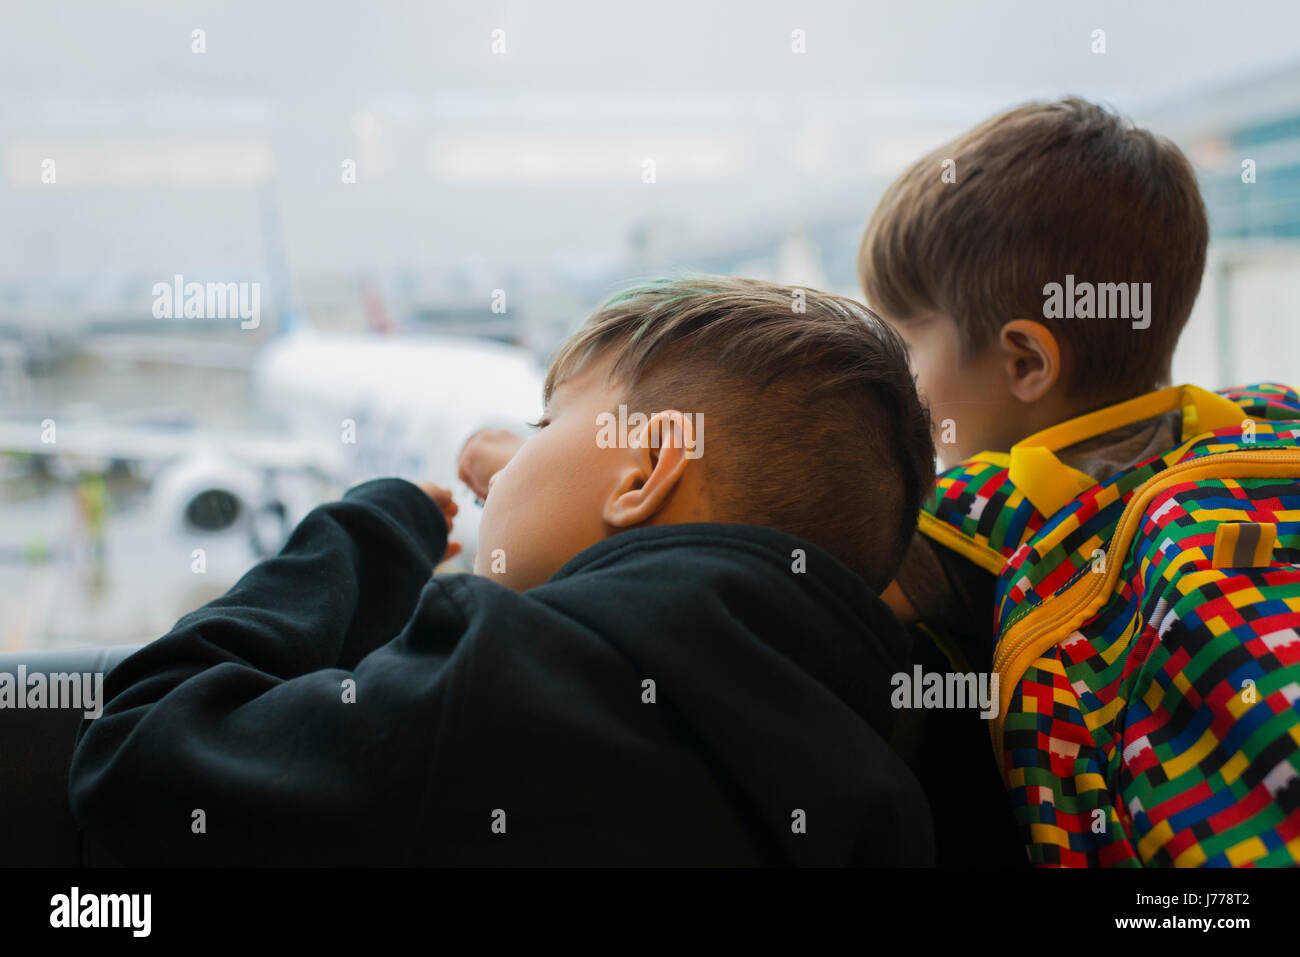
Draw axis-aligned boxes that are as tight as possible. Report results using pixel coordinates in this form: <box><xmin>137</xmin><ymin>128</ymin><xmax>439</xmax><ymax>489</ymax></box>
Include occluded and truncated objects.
<box><xmin>861</xmin><ymin>97</ymin><xmax>1300</xmax><ymax>866</ymax></box>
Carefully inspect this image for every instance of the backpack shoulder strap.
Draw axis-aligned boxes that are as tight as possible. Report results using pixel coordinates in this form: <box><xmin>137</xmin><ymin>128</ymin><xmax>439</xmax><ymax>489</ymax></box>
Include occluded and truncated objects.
<box><xmin>917</xmin><ymin>454</ymin><xmax>1045</xmax><ymax>575</ymax></box>
<box><xmin>914</xmin><ymin>382</ymin><xmax>1300</xmax><ymax>578</ymax></box>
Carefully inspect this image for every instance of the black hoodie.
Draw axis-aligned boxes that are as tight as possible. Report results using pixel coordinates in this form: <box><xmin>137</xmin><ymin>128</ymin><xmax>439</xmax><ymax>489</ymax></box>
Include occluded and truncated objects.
<box><xmin>69</xmin><ymin>478</ymin><xmax>933</xmax><ymax>866</ymax></box>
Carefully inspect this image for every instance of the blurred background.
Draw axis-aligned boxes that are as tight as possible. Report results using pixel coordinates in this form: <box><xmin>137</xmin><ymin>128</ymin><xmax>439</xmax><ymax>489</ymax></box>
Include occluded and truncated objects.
<box><xmin>2</xmin><ymin>0</ymin><xmax>1299</xmax><ymax>649</ymax></box>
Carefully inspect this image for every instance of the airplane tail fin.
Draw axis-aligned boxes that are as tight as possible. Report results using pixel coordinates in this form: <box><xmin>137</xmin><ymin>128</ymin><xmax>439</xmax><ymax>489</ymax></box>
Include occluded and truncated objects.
<box><xmin>275</xmin><ymin>306</ymin><xmax>308</xmax><ymax>338</ymax></box>
<box><xmin>256</xmin><ymin>181</ymin><xmax>308</xmax><ymax>340</ymax></box>
<box><xmin>361</xmin><ymin>280</ymin><xmax>393</xmax><ymax>334</ymax></box>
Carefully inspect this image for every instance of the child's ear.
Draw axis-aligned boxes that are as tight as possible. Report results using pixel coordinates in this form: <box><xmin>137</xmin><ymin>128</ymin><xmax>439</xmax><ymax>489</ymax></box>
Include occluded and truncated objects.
<box><xmin>603</xmin><ymin>410</ymin><xmax>695</xmax><ymax>528</ymax></box>
<box><xmin>998</xmin><ymin>319</ymin><xmax>1062</xmax><ymax>403</ymax></box>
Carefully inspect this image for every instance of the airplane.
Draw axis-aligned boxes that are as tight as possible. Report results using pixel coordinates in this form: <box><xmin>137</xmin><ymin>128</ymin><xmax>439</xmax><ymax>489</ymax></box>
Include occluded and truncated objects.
<box><xmin>0</xmin><ymin>178</ymin><xmax>547</xmax><ymax>577</ymax></box>
<box><xmin>0</xmin><ymin>322</ymin><xmax>544</xmax><ymax>566</ymax></box>
<box><xmin>251</xmin><ymin>320</ymin><xmax>544</xmax><ymax>558</ymax></box>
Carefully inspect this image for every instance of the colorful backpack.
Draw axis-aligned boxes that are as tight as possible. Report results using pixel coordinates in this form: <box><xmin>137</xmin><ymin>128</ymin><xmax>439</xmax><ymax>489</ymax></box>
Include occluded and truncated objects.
<box><xmin>919</xmin><ymin>383</ymin><xmax>1300</xmax><ymax>866</ymax></box>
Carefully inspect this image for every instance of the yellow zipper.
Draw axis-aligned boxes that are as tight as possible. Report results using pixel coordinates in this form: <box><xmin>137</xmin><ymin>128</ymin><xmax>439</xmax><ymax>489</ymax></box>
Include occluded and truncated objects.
<box><xmin>990</xmin><ymin>447</ymin><xmax>1300</xmax><ymax>764</ymax></box>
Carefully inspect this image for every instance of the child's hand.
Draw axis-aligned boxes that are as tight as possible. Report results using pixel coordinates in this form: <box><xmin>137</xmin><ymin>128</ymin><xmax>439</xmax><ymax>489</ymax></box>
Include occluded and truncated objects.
<box><xmin>457</xmin><ymin>428</ymin><xmax>525</xmax><ymax>501</ymax></box>
<box><xmin>413</xmin><ymin>481</ymin><xmax>463</xmax><ymax>561</ymax></box>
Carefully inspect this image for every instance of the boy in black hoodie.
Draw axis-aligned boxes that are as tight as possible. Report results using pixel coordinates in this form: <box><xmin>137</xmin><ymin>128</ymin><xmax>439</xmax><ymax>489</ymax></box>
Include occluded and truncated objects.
<box><xmin>69</xmin><ymin>276</ymin><xmax>937</xmax><ymax>866</ymax></box>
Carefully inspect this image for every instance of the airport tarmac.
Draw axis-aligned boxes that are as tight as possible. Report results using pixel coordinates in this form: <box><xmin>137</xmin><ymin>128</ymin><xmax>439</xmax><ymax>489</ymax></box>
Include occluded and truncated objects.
<box><xmin>0</xmin><ymin>361</ymin><xmax>300</xmax><ymax>651</ymax></box>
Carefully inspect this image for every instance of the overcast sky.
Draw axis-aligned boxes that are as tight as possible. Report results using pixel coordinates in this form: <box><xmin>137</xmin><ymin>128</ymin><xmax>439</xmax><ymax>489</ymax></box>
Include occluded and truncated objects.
<box><xmin>5</xmin><ymin>0</ymin><xmax>1298</xmax><ymax>105</ymax></box>
<box><xmin>3</xmin><ymin>0</ymin><xmax>1299</xmax><ymax>286</ymax></box>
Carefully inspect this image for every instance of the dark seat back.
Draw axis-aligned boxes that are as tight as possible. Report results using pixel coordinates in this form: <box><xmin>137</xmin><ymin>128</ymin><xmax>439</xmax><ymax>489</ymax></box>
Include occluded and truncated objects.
<box><xmin>0</xmin><ymin>644</ymin><xmax>142</xmax><ymax>866</ymax></box>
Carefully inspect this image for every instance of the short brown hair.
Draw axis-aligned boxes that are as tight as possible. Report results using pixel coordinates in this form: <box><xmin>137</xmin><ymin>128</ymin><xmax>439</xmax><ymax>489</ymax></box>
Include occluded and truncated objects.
<box><xmin>546</xmin><ymin>276</ymin><xmax>935</xmax><ymax>590</ymax></box>
<box><xmin>859</xmin><ymin>97</ymin><xmax>1208</xmax><ymax>400</ymax></box>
